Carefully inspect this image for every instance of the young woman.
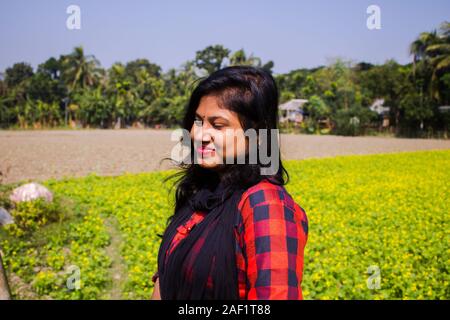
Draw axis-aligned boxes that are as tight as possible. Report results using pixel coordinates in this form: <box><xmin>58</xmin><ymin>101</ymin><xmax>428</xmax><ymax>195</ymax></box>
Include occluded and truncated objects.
<box><xmin>151</xmin><ymin>66</ymin><xmax>308</xmax><ymax>300</ymax></box>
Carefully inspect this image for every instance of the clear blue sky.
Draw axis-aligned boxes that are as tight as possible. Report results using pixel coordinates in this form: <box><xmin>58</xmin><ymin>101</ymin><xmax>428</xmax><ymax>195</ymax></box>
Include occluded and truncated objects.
<box><xmin>1</xmin><ymin>0</ymin><xmax>449</xmax><ymax>75</ymax></box>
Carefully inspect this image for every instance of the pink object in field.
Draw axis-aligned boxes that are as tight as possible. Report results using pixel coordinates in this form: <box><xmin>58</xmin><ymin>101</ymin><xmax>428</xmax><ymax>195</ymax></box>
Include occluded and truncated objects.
<box><xmin>9</xmin><ymin>183</ymin><xmax>53</xmax><ymax>203</ymax></box>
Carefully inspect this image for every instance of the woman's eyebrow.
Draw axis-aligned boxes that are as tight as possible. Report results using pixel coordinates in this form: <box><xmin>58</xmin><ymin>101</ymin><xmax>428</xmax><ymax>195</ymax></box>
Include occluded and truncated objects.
<box><xmin>195</xmin><ymin>112</ymin><xmax>230</xmax><ymax>123</ymax></box>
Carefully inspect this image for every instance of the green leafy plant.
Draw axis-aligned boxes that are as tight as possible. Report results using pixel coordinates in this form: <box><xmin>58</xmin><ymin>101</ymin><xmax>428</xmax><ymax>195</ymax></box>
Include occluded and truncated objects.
<box><xmin>4</xmin><ymin>198</ymin><xmax>62</xmax><ymax>237</ymax></box>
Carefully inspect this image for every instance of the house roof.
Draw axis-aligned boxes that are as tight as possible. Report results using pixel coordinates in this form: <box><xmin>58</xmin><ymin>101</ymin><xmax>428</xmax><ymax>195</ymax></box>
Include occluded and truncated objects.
<box><xmin>279</xmin><ymin>99</ymin><xmax>309</xmax><ymax>111</ymax></box>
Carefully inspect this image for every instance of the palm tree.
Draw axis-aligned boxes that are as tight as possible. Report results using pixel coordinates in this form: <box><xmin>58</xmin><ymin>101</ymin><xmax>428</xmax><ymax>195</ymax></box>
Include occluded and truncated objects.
<box><xmin>62</xmin><ymin>46</ymin><xmax>102</xmax><ymax>92</ymax></box>
<box><xmin>229</xmin><ymin>49</ymin><xmax>262</xmax><ymax>67</ymax></box>
<box><xmin>426</xmin><ymin>22</ymin><xmax>450</xmax><ymax>100</ymax></box>
<box><xmin>410</xmin><ymin>22</ymin><xmax>450</xmax><ymax>101</ymax></box>
<box><xmin>410</xmin><ymin>30</ymin><xmax>439</xmax><ymax>69</ymax></box>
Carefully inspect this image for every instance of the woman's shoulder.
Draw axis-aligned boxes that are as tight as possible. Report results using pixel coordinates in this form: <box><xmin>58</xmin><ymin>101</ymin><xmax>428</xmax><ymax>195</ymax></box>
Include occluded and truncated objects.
<box><xmin>237</xmin><ymin>178</ymin><xmax>306</xmax><ymax>220</ymax></box>
<box><xmin>235</xmin><ymin>178</ymin><xmax>308</xmax><ymax>241</ymax></box>
<box><xmin>239</xmin><ymin>179</ymin><xmax>289</xmax><ymax>207</ymax></box>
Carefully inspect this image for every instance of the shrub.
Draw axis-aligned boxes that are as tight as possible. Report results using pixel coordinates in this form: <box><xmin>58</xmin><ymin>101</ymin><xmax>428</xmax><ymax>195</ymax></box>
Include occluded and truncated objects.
<box><xmin>4</xmin><ymin>198</ymin><xmax>63</xmax><ymax>237</ymax></box>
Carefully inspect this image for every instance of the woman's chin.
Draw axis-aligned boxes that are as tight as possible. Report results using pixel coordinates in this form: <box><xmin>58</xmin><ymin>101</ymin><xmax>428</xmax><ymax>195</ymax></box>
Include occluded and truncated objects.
<box><xmin>197</xmin><ymin>159</ymin><xmax>225</xmax><ymax>171</ymax></box>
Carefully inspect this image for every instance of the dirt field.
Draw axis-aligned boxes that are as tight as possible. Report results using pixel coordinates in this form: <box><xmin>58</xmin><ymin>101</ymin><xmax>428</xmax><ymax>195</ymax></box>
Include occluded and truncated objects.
<box><xmin>1</xmin><ymin>129</ymin><xmax>449</xmax><ymax>184</ymax></box>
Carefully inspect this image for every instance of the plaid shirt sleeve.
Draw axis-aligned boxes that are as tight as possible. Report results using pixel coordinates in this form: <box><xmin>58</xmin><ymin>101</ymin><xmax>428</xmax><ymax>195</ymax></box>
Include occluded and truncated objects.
<box><xmin>238</xmin><ymin>182</ymin><xmax>308</xmax><ymax>300</ymax></box>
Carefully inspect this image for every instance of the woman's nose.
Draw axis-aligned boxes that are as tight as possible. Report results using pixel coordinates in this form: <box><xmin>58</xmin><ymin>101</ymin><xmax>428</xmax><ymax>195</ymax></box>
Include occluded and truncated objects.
<box><xmin>202</xmin><ymin>129</ymin><xmax>214</xmax><ymax>143</ymax></box>
<box><xmin>192</xmin><ymin>124</ymin><xmax>214</xmax><ymax>142</ymax></box>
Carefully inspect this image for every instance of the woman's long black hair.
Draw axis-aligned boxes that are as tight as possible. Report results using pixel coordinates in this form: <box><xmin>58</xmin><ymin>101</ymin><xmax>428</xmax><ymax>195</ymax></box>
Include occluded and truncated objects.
<box><xmin>158</xmin><ymin>65</ymin><xmax>290</xmax><ymax>299</ymax></box>
<box><xmin>165</xmin><ymin>65</ymin><xmax>289</xmax><ymax>214</ymax></box>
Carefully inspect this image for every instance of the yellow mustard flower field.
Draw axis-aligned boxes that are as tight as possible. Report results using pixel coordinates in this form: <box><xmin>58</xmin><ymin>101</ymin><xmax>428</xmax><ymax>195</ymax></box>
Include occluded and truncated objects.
<box><xmin>0</xmin><ymin>150</ymin><xmax>448</xmax><ymax>299</ymax></box>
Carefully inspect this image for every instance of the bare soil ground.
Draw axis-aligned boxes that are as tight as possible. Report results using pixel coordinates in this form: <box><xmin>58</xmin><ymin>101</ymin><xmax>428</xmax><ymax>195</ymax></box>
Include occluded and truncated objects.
<box><xmin>1</xmin><ymin>129</ymin><xmax>449</xmax><ymax>184</ymax></box>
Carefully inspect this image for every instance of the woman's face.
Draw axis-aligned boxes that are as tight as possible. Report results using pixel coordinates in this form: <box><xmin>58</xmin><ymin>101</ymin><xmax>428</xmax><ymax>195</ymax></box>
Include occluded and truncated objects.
<box><xmin>190</xmin><ymin>95</ymin><xmax>248</xmax><ymax>171</ymax></box>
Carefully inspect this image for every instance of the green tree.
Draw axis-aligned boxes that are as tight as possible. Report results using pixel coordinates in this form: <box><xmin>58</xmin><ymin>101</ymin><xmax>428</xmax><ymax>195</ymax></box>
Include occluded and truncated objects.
<box><xmin>398</xmin><ymin>87</ymin><xmax>434</xmax><ymax>135</ymax></box>
<box><xmin>195</xmin><ymin>45</ymin><xmax>230</xmax><ymax>75</ymax></box>
<box><xmin>276</xmin><ymin>69</ymin><xmax>312</xmax><ymax>102</ymax></box>
<box><xmin>229</xmin><ymin>48</ymin><xmax>274</xmax><ymax>73</ymax></box>
<box><xmin>410</xmin><ymin>22</ymin><xmax>450</xmax><ymax>103</ymax></box>
<box><xmin>73</xmin><ymin>88</ymin><xmax>112</xmax><ymax>128</ymax></box>
<box><xmin>61</xmin><ymin>46</ymin><xmax>103</xmax><ymax>92</ymax></box>
<box><xmin>332</xmin><ymin>105</ymin><xmax>377</xmax><ymax>136</ymax></box>
<box><xmin>357</xmin><ymin>60</ymin><xmax>410</xmax><ymax>130</ymax></box>
<box><xmin>305</xmin><ymin>95</ymin><xmax>330</xmax><ymax>119</ymax></box>
<box><xmin>303</xmin><ymin>95</ymin><xmax>331</xmax><ymax>133</ymax></box>
<box><xmin>125</xmin><ymin>59</ymin><xmax>161</xmax><ymax>82</ymax></box>
<box><xmin>4</xmin><ymin>62</ymin><xmax>34</xmax><ymax>87</ymax></box>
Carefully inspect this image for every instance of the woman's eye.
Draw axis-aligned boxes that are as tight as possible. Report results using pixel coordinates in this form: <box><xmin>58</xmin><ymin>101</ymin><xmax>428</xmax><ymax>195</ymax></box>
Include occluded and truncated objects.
<box><xmin>194</xmin><ymin>119</ymin><xmax>203</xmax><ymax>127</ymax></box>
<box><xmin>213</xmin><ymin>123</ymin><xmax>224</xmax><ymax>129</ymax></box>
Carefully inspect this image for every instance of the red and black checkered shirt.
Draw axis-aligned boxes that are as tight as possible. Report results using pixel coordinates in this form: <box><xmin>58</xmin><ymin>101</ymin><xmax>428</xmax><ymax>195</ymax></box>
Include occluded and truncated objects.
<box><xmin>152</xmin><ymin>179</ymin><xmax>308</xmax><ymax>300</ymax></box>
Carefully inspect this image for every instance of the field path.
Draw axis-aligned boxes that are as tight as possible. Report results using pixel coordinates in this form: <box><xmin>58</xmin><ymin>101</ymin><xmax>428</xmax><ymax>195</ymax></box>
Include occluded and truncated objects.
<box><xmin>104</xmin><ymin>216</ymin><xmax>127</xmax><ymax>300</ymax></box>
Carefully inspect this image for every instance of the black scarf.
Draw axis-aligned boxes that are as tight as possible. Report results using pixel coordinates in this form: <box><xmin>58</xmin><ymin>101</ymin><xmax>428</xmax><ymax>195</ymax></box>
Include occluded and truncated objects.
<box><xmin>157</xmin><ymin>180</ymin><xmax>246</xmax><ymax>299</ymax></box>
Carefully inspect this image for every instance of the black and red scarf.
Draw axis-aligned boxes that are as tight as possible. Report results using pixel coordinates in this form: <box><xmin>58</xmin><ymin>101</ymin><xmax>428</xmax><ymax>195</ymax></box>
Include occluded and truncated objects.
<box><xmin>157</xmin><ymin>180</ymin><xmax>246</xmax><ymax>300</ymax></box>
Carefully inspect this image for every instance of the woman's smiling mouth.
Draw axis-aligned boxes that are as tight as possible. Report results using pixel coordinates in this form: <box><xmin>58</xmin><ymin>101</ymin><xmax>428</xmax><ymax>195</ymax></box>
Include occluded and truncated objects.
<box><xmin>197</xmin><ymin>146</ymin><xmax>216</xmax><ymax>156</ymax></box>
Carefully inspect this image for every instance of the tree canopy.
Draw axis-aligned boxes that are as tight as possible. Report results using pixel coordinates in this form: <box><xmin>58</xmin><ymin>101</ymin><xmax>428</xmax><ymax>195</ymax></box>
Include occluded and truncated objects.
<box><xmin>0</xmin><ymin>22</ymin><xmax>448</xmax><ymax>137</ymax></box>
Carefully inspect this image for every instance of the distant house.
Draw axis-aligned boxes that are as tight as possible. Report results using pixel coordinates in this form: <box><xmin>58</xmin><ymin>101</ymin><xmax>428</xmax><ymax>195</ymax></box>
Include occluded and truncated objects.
<box><xmin>370</xmin><ymin>98</ymin><xmax>390</xmax><ymax>128</ymax></box>
<box><xmin>438</xmin><ymin>106</ymin><xmax>450</xmax><ymax>113</ymax></box>
<box><xmin>279</xmin><ymin>99</ymin><xmax>308</xmax><ymax>123</ymax></box>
